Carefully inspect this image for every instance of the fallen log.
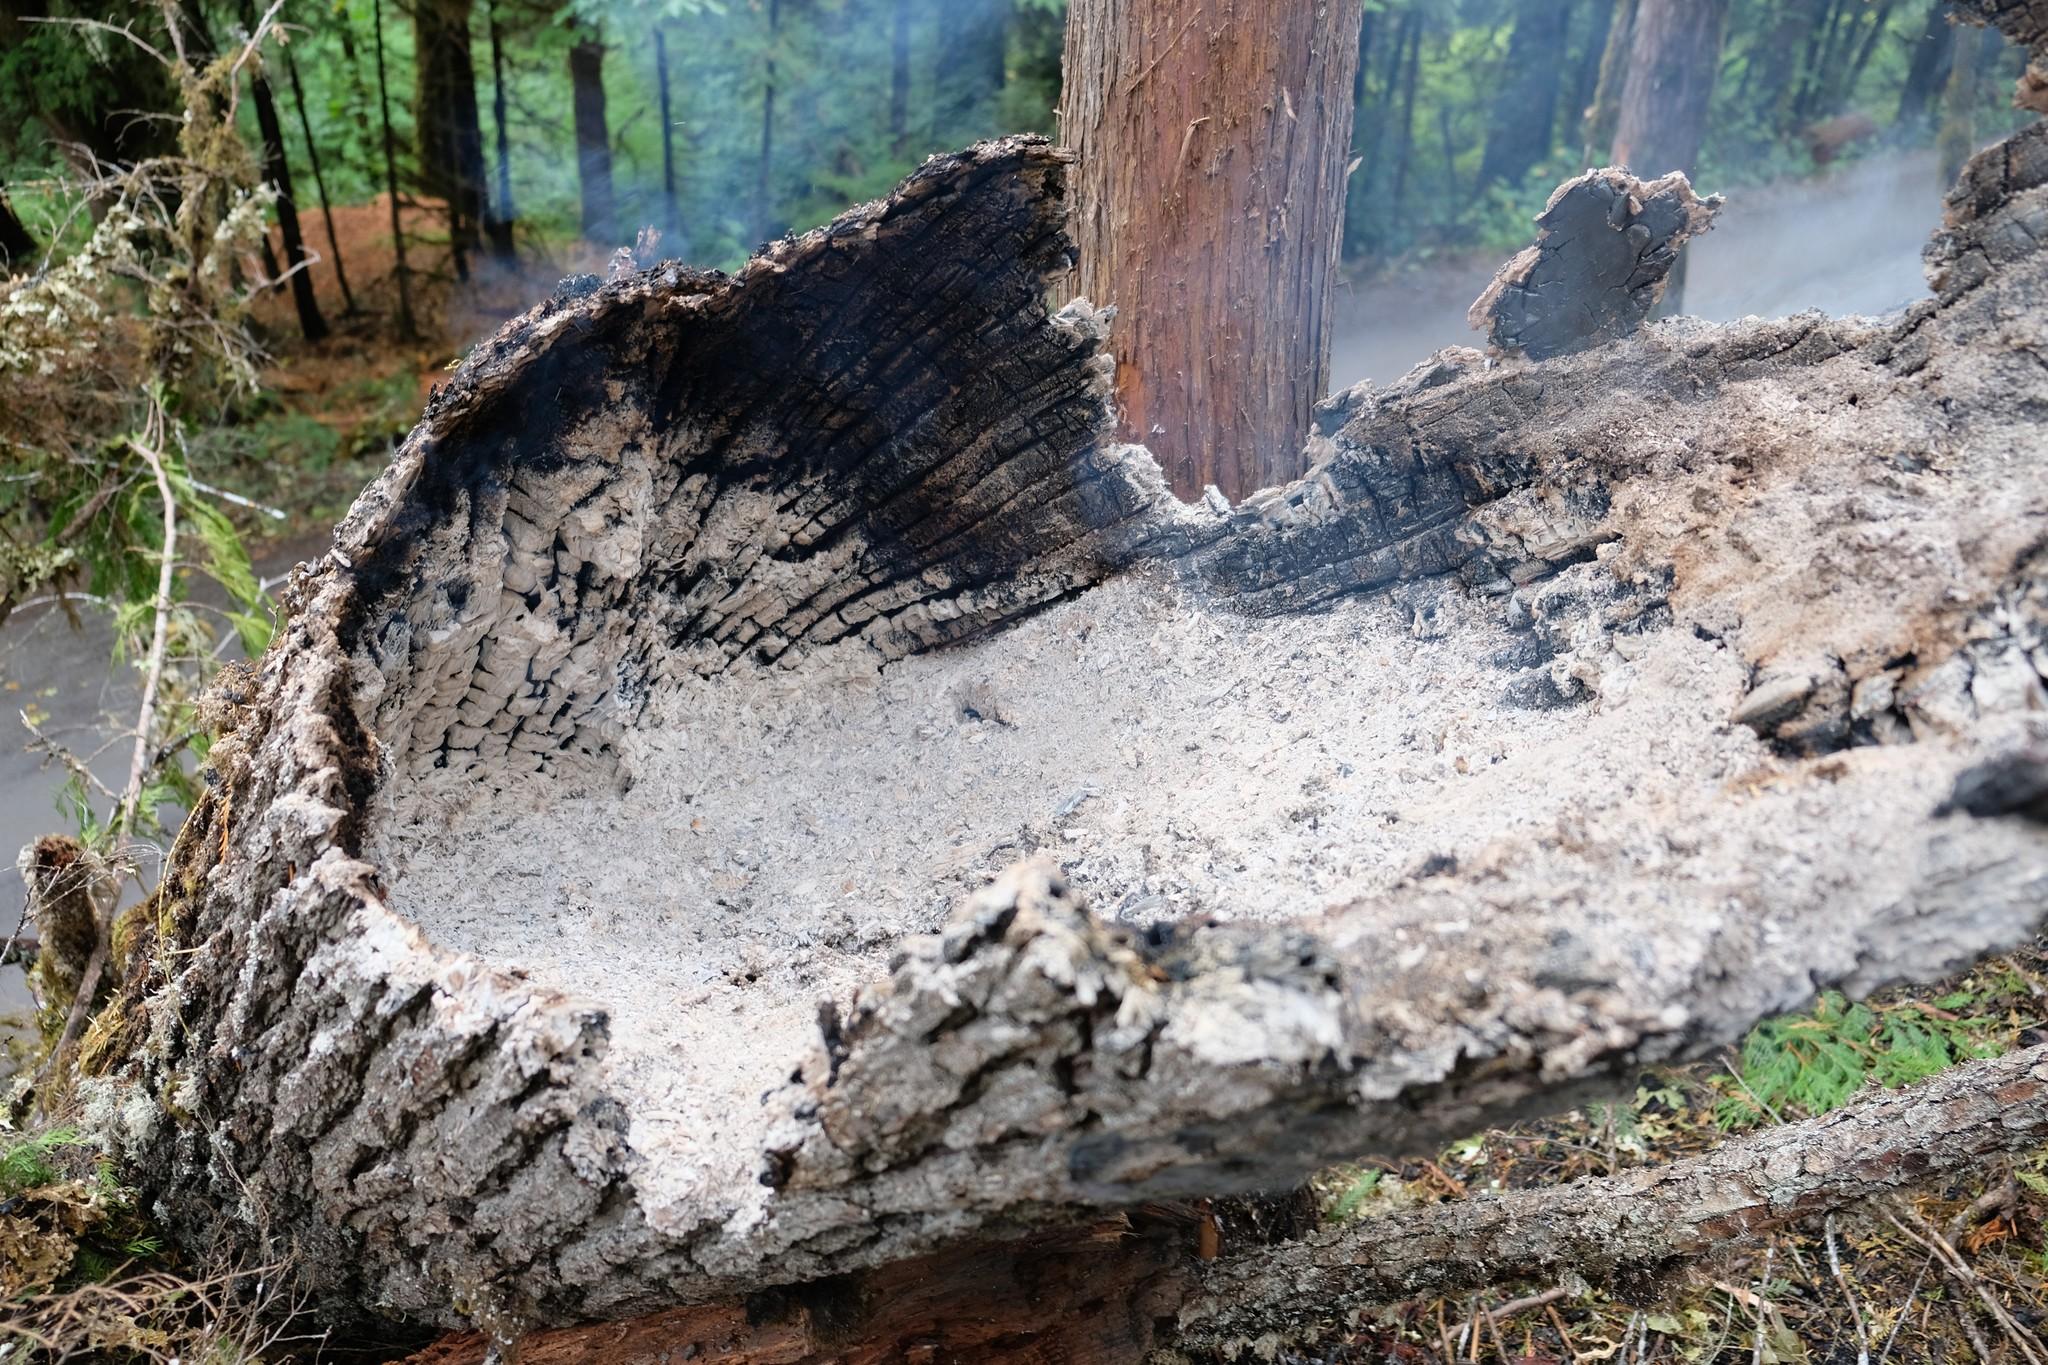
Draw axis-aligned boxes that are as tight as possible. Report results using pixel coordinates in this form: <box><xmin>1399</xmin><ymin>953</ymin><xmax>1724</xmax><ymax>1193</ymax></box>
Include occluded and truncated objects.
<box><xmin>398</xmin><ymin>1039</ymin><xmax>2048</xmax><ymax>1363</ymax></box>
<box><xmin>67</xmin><ymin>79</ymin><xmax>2048</xmax><ymax>1354</ymax></box>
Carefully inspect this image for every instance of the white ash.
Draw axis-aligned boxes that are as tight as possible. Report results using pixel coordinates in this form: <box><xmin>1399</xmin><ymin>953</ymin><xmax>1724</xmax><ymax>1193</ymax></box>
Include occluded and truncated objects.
<box><xmin>370</xmin><ymin>558</ymin><xmax>2017</xmax><ymax>1218</ymax></box>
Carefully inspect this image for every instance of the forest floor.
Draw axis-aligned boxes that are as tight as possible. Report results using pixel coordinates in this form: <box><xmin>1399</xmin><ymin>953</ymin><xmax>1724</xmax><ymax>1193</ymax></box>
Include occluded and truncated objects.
<box><xmin>6</xmin><ymin>147</ymin><xmax>2048</xmax><ymax>1361</ymax></box>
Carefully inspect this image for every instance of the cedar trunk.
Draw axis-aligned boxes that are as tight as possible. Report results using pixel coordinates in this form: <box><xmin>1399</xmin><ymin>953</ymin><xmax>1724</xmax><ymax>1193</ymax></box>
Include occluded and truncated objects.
<box><xmin>1058</xmin><ymin>0</ymin><xmax>1365</xmax><ymax>501</ymax></box>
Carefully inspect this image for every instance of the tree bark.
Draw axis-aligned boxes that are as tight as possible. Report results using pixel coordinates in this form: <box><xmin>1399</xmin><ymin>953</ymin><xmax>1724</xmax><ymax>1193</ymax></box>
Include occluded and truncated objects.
<box><xmin>245</xmin><ymin>17</ymin><xmax>330</xmax><ymax>343</ymax></box>
<box><xmin>1478</xmin><ymin>0</ymin><xmax>1574</xmax><ymax>190</ymax></box>
<box><xmin>1059</xmin><ymin>0</ymin><xmax>1365</xmax><ymax>500</ymax></box>
<box><xmin>568</xmin><ymin>22</ymin><xmax>616</xmax><ymax>245</ymax></box>
<box><xmin>372</xmin><ymin>0</ymin><xmax>419</xmax><ymax>341</ymax></box>
<box><xmin>413</xmin><ymin>0</ymin><xmax>489</xmax><ymax>279</ymax></box>
<box><xmin>283</xmin><ymin>46</ymin><xmax>358</xmax><ymax>316</ymax></box>
<box><xmin>0</xmin><ymin>185</ymin><xmax>36</xmax><ymax>270</ymax></box>
<box><xmin>392</xmin><ymin>1040</ymin><xmax>2048</xmax><ymax>1362</ymax></box>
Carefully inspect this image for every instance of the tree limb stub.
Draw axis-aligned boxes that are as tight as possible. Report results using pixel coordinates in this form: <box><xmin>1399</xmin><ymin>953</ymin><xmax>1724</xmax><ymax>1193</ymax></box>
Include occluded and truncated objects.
<box><xmin>84</xmin><ymin>104</ymin><xmax>2048</xmax><ymax>1340</ymax></box>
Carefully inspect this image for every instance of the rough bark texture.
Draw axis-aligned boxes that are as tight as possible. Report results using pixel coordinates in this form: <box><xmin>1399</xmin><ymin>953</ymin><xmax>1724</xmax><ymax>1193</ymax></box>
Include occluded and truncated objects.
<box><xmin>396</xmin><ymin>1042</ymin><xmax>2048</xmax><ymax>1362</ymax></box>
<box><xmin>1177</xmin><ymin>1041</ymin><xmax>2048</xmax><ymax>1350</ymax></box>
<box><xmin>78</xmin><ymin>104</ymin><xmax>2048</xmax><ymax>1347</ymax></box>
<box><xmin>1058</xmin><ymin>0</ymin><xmax>1364</xmax><ymax>500</ymax></box>
<box><xmin>1467</xmin><ymin>167</ymin><xmax>1721</xmax><ymax>359</ymax></box>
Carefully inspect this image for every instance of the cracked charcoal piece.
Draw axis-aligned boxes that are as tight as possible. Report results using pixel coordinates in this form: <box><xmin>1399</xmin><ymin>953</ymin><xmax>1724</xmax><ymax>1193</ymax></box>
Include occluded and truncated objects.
<box><xmin>1467</xmin><ymin>167</ymin><xmax>1722</xmax><ymax>359</ymax></box>
<box><xmin>81</xmin><ymin>116</ymin><xmax>2048</xmax><ymax>1345</ymax></box>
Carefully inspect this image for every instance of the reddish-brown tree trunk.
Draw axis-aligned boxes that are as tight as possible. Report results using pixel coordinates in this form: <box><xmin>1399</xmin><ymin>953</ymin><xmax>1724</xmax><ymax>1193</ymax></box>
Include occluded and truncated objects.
<box><xmin>1059</xmin><ymin>0</ymin><xmax>1364</xmax><ymax>501</ymax></box>
<box><xmin>1609</xmin><ymin>0</ymin><xmax>1730</xmax><ymax>178</ymax></box>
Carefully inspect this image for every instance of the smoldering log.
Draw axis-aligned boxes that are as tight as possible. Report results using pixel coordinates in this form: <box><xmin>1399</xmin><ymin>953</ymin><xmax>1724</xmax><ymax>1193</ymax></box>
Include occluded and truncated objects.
<box><xmin>70</xmin><ymin>87</ymin><xmax>2048</xmax><ymax>1354</ymax></box>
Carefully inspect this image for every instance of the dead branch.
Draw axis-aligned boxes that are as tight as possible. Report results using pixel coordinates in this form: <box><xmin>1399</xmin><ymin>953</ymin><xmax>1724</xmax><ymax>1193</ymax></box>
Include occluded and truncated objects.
<box><xmin>1177</xmin><ymin>1042</ymin><xmax>2048</xmax><ymax>1348</ymax></box>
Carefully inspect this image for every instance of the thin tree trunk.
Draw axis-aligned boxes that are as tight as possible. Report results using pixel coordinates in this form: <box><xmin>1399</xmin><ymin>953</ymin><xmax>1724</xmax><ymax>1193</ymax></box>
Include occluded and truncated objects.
<box><xmin>1059</xmin><ymin>0</ymin><xmax>1365</xmax><ymax>499</ymax></box>
<box><xmin>568</xmin><ymin>22</ymin><xmax>616</xmax><ymax>245</ymax></box>
<box><xmin>413</xmin><ymin>0</ymin><xmax>486</xmax><ymax>283</ymax></box>
<box><xmin>244</xmin><ymin>13</ymin><xmax>329</xmax><ymax>343</ymax></box>
<box><xmin>1610</xmin><ymin>0</ymin><xmax>1730</xmax><ymax>316</ymax></box>
<box><xmin>0</xmin><ymin>186</ymin><xmax>37</xmax><ymax>270</ymax></box>
<box><xmin>754</xmin><ymin>0</ymin><xmax>780</xmax><ymax>245</ymax></box>
<box><xmin>484</xmin><ymin>0</ymin><xmax>515</xmax><ymax>259</ymax></box>
<box><xmin>1581</xmin><ymin>0</ymin><xmax>1638</xmax><ymax>164</ymax></box>
<box><xmin>373</xmin><ymin>0</ymin><xmax>419</xmax><ymax>342</ymax></box>
<box><xmin>655</xmin><ymin>25</ymin><xmax>679</xmax><ymax>244</ymax></box>
<box><xmin>1896</xmin><ymin>0</ymin><xmax>1957</xmax><ymax>129</ymax></box>
<box><xmin>283</xmin><ymin>45</ymin><xmax>357</xmax><ymax>316</ymax></box>
<box><xmin>1389</xmin><ymin>17</ymin><xmax>1424</xmax><ymax>210</ymax></box>
<box><xmin>1478</xmin><ymin>0</ymin><xmax>1574</xmax><ymax>189</ymax></box>
<box><xmin>888</xmin><ymin>0</ymin><xmax>910</xmax><ymax>154</ymax></box>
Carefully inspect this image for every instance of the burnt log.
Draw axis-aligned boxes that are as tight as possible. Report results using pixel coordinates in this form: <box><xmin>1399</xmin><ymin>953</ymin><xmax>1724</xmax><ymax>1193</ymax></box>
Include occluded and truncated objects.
<box><xmin>73</xmin><ymin>104</ymin><xmax>2048</xmax><ymax>1354</ymax></box>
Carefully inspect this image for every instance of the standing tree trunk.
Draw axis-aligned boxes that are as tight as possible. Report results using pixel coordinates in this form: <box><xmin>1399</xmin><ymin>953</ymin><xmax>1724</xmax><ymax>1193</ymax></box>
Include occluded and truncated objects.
<box><xmin>568</xmin><ymin>23</ymin><xmax>616</xmax><ymax>245</ymax></box>
<box><xmin>1898</xmin><ymin>0</ymin><xmax>1958</xmax><ymax>128</ymax></box>
<box><xmin>1478</xmin><ymin>0</ymin><xmax>1574</xmax><ymax>190</ymax></box>
<box><xmin>889</xmin><ymin>0</ymin><xmax>911</xmax><ymax>154</ymax></box>
<box><xmin>1581</xmin><ymin>0</ymin><xmax>1639</xmax><ymax>163</ymax></box>
<box><xmin>1388</xmin><ymin>17</ymin><xmax>1424</xmax><ymax>210</ymax></box>
<box><xmin>283</xmin><ymin>46</ymin><xmax>358</xmax><ymax>315</ymax></box>
<box><xmin>244</xmin><ymin>13</ymin><xmax>330</xmax><ymax>343</ymax></box>
<box><xmin>754</xmin><ymin>0</ymin><xmax>782</xmax><ymax>245</ymax></box>
<box><xmin>413</xmin><ymin>0</ymin><xmax>489</xmax><ymax>281</ymax></box>
<box><xmin>654</xmin><ymin>25</ymin><xmax>679</xmax><ymax>246</ymax></box>
<box><xmin>372</xmin><ymin>0</ymin><xmax>419</xmax><ymax>342</ymax></box>
<box><xmin>1059</xmin><ymin>0</ymin><xmax>1365</xmax><ymax>500</ymax></box>
<box><xmin>1609</xmin><ymin>0</ymin><xmax>1731</xmax><ymax>313</ymax></box>
<box><xmin>0</xmin><ymin>186</ymin><xmax>36</xmax><ymax>270</ymax></box>
<box><xmin>484</xmin><ymin>0</ymin><xmax>516</xmax><ymax>259</ymax></box>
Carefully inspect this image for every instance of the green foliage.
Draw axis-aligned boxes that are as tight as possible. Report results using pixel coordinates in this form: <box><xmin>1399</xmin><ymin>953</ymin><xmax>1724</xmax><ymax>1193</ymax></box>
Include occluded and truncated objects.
<box><xmin>1326</xmin><ymin>1166</ymin><xmax>1383</xmax><ymax>1221</ymax></box>
<box><xmin>1</xmin><ymin>1126</ymin><xmax>80</xmax><ymax>1194</ymax></box>
<box><xmin>1712</xmin><ymin>990</ymin><xmax>2016</xmax><ymax>1130</ymax></box>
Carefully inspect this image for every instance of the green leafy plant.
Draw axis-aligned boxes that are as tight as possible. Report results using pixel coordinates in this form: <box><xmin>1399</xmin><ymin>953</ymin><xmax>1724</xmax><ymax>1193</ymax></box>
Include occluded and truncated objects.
<box><xmin>1712</xmin><ymin>991</ymin><xmax>2016</xmax><ymax>1130</ymax></box>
